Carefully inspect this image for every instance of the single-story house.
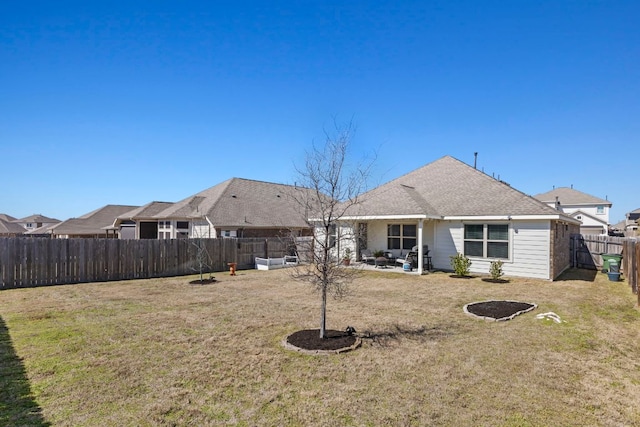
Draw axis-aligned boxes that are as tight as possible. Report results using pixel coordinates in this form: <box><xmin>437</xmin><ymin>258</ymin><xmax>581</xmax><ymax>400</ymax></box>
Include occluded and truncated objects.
<box><xmin>0</xmin><ymin>214</ymin><xmax>25</xmax><ymax>236</ymax></box>
<box><xmin>334</xmin><ymin>155</ymin><xmax>580</xmax><ymax>280</ymax></box>
<box><xmin>148</xmin><ymin>178</ymin><xmax>317</xmax><ymax>239</ymax></box>
<box><xmin>533</xmin><ymin>187</ymin><xmax>611</xmax><ymax>235</ymax></box>
<box><xmin>44</xmin><ymin>205</ymin><xmax>139</xmax><ymax>238</ymax></box>
<box><xmin>108</xmin><ymin>201</ymin><xmax>175</xmax><ymax>239</ymax></box>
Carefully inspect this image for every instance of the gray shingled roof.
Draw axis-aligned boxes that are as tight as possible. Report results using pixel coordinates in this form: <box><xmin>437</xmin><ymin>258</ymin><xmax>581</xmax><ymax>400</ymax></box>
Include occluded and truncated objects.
<box><xmin>154</xmin><ymin>178</ymin><xmax>315</xmax><ymax>229</ymax></box>
<box><xmin>117</xmin><ymin>201</ymin><xmax>175</xmax><ymax>220</ymax></box>
<box><xmin>13</xmin><ymin>214</ymin><xmax>60</xmax><ymax>223</ymax></box>
<box><xmin>345</xmin><ymin>155</ymin><xmax>570</xmax><ymax>218</ymax></box>
<box><xmin>50</xmin><ymin>205</ymin><xmax>139</xmax><ymax>236</ymax></box>
<box><xmin>0</xmin><ymin>214</ymin><xmax>17</xmax><ymax>222</ymax></box>
<box><xmin>0</xmin><ymin>218</ymin><xmax>25</xmax><ymax>234</ymax></box>
<box><xmin>534</xmin><ymin>187</ymin><xmax>611</xmax><ymax>206</ymax></box>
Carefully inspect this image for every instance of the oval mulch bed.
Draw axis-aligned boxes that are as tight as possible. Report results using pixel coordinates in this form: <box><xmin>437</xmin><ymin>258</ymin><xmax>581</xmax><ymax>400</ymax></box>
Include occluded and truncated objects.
<box><xmin>464</xmin><ymin>300</ymin><xmax>537</xmax><ymax>322</ymax></box>
<box><xmin>283</xmin><ymin>329</ymin><xmax>361</xmax><ymax>355</ymax></box>
<box><xmin>189</xmin><ymin>278</ymin><xmax>217</xmax><ymax>285</ymax></box>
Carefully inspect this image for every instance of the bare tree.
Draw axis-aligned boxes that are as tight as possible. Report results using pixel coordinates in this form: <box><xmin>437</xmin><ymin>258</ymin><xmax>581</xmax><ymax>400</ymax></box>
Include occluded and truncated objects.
<box><xmin>190</xmin><ymin>217</ymin><xmax>214</xmax><ymax>283</ymax></box>
<box><xmin>290</xmin><ymin>120</ymin><xmax>373</xmax><ymax>339</ymax></box>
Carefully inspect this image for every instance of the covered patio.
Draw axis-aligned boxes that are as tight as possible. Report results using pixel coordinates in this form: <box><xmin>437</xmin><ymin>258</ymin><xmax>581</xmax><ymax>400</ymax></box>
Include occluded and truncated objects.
<box><xmin>352</xmin><ymin>217</ymin><xmax>436</xmax><ymax>275</ymax></box>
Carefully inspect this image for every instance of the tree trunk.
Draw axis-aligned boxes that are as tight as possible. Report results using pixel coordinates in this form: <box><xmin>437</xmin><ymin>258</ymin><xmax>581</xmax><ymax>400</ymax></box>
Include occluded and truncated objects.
<box><xmin>319</xmin><ymin>287</ymin><xmax>327</xmax><ymax>339</ymax></box>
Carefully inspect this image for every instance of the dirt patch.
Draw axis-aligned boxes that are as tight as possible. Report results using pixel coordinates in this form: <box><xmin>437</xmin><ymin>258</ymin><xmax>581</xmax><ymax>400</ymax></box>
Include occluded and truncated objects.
<box><xmin>464</xmin><ymin>300</ymin><xmax>536</xmax><ymax>321</ymax></box>
<box><xmin>284</xmin><ymin>329</ymin><xmax>361</xmax><ymax>355</ymax></box>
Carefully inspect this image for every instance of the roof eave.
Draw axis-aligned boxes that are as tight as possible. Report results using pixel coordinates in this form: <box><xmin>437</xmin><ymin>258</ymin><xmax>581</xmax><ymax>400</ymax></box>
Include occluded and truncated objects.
<box><xmin>444</xmin><ymin>214</ymin><xmax>582</xmax><ymax>224</ymax></box>
<box><xmin>309</xmin><ymin>214</ymin><xmax>439</xmax><ymax>222</ymax></box>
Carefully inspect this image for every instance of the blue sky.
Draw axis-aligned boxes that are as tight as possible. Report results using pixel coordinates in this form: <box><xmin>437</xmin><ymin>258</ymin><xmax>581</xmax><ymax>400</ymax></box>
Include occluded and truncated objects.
<box><xmin>1</xmin><ymin>1</ymin><xmax>638</xmax><ymax>223</ymax></box>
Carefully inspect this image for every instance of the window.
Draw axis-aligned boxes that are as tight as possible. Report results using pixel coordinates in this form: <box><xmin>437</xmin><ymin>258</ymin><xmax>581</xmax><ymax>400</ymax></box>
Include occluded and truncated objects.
<box><xmin>158</xmin><ymin>221</ymin><xmax>170</xmax><ymax>229</ymax></box>
<box><xmin>464</xmin><ymin>224</ymin><xmax>509</xmax><ymax>259</ymax></box>
<box><xmin>221</xmin><ymin>230</ymin><xmax>237</xmax><ymax>238</ymax></box>
<box><xmin>329</xmin><ymin>224</ymin><xmax>337</xmax><ymax>248</ymax></box>
<box><xmin>464</xmin><ymin>224</ymin><xmax>484</xmax><ymax>257</ymax></box>
<box><xmin>176</xmin><ymin>221</ymin><xmax>189</xmax><ymax>229</ymax></box>
<box><xmin>596</xmin><ymin>206</ymin><xmax>605</xmax><ymax>214</ymax></box>
<box><xmin>387</xmin><ymin>224</ymin><xmax>417</xmax><ymax>250</ymax></box>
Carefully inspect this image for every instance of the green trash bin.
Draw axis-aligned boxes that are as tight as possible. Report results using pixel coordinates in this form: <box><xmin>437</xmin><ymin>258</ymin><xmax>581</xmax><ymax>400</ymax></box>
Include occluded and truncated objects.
<box><xmin>601</xmin><ymin>254</ymin><xmax>623</xmax><ymax>273</ymax></box>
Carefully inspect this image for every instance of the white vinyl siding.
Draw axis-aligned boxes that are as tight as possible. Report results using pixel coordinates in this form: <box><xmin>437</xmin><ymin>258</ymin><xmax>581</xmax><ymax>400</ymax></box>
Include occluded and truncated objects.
<box><xmin>435</xmin><ymin>220</ymin><xmax>551</xmax><ymax>280</ymax></box>
<box><xmin>191</xmin><ymin>221</ymin><xmax>213</xmax><ymax>238</ymax></box>
<box><xmin>508</xmin><ymin>221</ymin><xmax>550</xmax><ymax>279</ymax></box>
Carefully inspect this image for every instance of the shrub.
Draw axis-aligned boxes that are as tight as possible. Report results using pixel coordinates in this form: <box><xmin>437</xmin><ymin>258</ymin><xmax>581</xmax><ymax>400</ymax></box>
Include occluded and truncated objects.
<box><xmin>489</xmin><ymin>260</ymin><xmax>504</xmax><ymax>280</ymax></box>
<box><xmin>450</xmin><ymin>253</ymin><xmax>471</xmax><ymax>276</ymax></box>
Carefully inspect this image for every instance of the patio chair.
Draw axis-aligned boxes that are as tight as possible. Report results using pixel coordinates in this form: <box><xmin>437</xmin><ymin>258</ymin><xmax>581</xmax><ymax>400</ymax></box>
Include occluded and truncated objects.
<box><xmin>395</xmin><ymin>245</ymin><xmax>429</xmax><ymax>268</ymax></box>
<box><xmin>361</xmin><ymin>249</ymin><xmax>375</xmax><ymax>264</ymax></box>
<box><xmin>395</xmin><ymin>251</ymin><xmax>417</xmax><ymax>267</ymax></box>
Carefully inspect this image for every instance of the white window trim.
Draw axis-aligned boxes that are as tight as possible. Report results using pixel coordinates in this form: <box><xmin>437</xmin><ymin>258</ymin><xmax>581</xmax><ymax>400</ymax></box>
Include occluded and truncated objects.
<box><xmin>463</xmin><ymin>223</ymin><xmax>512</xmax><ymax>261</ymax></box>
<box><xmin>387</xmin><ymin>223</ymin><xmax>418</xmax><ymax>251</ymax></box>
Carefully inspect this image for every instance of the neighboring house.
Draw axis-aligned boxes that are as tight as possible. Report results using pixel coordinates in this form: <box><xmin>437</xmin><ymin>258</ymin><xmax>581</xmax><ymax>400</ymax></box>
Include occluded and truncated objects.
<box><xmin>625</xmin><ymin>208</ymin><xmax>640</xmax><ymax>235</ymax></box>
<box><xmin>609</xmin><ymin>220</ymin><xmax>627</xmax><ymax>237</ymax></box>
<box><xmin>0</xmin><ymin>214</ymin><xmax>25</xmax><ymax>236</ymax></box>
<box><xmin>149</xmin><ymin>178</ymin><xmax>316</xmax><ymax>239</ymax></box>
<box><xmin>533</xmin><ymin>187</ymin><xmax>611</xmax><ymax>235</ymax></box>
<box><xmin>45</xmin><ymin>205</ymin><xmax>139</xmax><ymax>238</ymax></box>
<box><xmin>12</xmin><ymin>214</ymin><xmax>60</xmax><ymax>232</ymax></box>
<box><xmin>334</xmin><ymin>155</ymin><xmax>580</xmax><ymax>280</ymax></box>
<box><xmin>109</xmin><ymin>201</ymin><xmax>175</xmax><ymax>239</ymax></box>
<box><xmin>0</xmin><ymin>214</ymin><xmax>17</xmax><ymax>222</ymax></box>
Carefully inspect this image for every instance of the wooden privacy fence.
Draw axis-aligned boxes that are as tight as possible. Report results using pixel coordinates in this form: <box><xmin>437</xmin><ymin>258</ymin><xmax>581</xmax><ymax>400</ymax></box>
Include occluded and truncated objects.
<box><xmin>571</xmin><ymin>234</ymin><xmax>640</xmax><ymax>304</ymax></box>
<box><xmin>0</xmin><ymin>237</ymin><xmax>294</xmax><ymax>289</ymax></box>
<box><xmin>570</xmin><ymin>234</ymin><xmax>624</xmax><ymax>271</ymax></box>
<box><xmin>622</xmin><ymin>239</ymin><xmax>639</xmax><ymax>298</ymax></box>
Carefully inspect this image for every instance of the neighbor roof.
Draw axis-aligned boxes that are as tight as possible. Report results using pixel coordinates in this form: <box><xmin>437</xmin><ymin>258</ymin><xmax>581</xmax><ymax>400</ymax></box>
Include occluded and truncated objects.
<box><xmin>13</xmin><ymin>214</ymin><xmax>60</xmax><ymax>224</ymax></box>
<box><xmin>0</xmin><ymin>214</ymin><xmax>17</xmax><ymax>222</ymax></box>
<box><xmin>344</xmin><ymin>155</ymin><xmax>574</xmax><ymax>219</ymax></box>
<box><xmin>0</xmin><ymin>218</ymin><xmax>26</xmax><ymax>234</ymax></box>
<box><xmin>117</xmin><ymin>201</ymin><xmax>175</xmax><ymax>220</ymax></box>
<box><xmin>534</xmin><ymin>187</ymin><xmax>611</xmax><ymax>207</ymax></box>
<box><xmin>50</xmin><ymin>205</ymin><xmax>139</xmax><ymax>236</ymax></box>
<box><xmin>154</xmin><ymin>178</ymin><xmax>315</xmax><ymax>229</ymax></box>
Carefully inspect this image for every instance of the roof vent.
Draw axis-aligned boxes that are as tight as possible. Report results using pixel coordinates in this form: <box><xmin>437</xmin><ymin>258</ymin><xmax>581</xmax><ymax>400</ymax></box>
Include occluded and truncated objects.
<box><xmin>231</xmin><ymin>194</ymin><xmax>237</xmax><ymax>198</ymax></box>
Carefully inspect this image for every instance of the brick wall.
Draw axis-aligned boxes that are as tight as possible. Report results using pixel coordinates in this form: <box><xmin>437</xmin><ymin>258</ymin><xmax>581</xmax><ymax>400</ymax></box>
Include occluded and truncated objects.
<box><xmin>550</xmin><ymin>221</ymin><xmax>581</xmax><ymax>280</ymax></box>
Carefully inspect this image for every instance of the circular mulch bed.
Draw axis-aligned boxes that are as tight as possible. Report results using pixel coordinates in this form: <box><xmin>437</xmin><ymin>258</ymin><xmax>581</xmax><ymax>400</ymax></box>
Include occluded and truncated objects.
<box><xmin>189</xmin><ymin>278</ymin><xmax>217</xmax><ymax>285</ymax></box>
<box><xmin>283</xmin><ymin>329</ymin><xmax>361</xmax><ymax>355</ymax></box>
<box><xmin>464</xmin><ymin>300</ymin><xmax>537</xmax><ymax>322</ymax></box>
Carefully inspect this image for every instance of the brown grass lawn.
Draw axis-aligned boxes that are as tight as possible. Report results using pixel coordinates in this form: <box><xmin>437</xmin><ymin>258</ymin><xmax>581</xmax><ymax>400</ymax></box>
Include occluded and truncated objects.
<box><xmin>2</xmin><ymin>267</ymin><xmax>640</xmax><ymax>426</ymax></box>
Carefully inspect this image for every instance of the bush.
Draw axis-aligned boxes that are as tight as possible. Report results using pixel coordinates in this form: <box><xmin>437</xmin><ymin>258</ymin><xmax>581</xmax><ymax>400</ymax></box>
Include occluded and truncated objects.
<box><xmin>450</xmin><ymin>253</ymin><xmax>471</xmax><ymax>276</ymax></box>
<box><xmin>489</xmin><ymin>260</ymin><xmax>504</xmax><ymax>280</ymax></box>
